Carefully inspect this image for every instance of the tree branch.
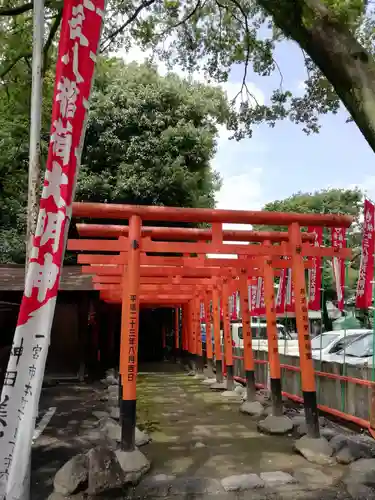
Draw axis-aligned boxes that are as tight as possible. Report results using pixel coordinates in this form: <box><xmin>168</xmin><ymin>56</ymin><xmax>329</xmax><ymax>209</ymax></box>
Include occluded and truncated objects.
<box><xmin>100</xmin><ymin>0</ymin><xmax>157</xmax><ymax>53</ymax></box>
<box><xmin>0</xmin><ymin>1</ymin><xmax>32</xmax><ymax>16</ymax></box>
<box><xmin>158</xmin><ymin>0</ymin><xmax>202</xmax><ymax>38</ymax></box>
<box><xmin>0</xmin><ymin>52</ymin><xmax>31</xmax><ymax>79</ymax></box>
<box><xmin>43</xmin><ymin>9</ymin><xmax>63</xmax><ymax>75</ymax></box>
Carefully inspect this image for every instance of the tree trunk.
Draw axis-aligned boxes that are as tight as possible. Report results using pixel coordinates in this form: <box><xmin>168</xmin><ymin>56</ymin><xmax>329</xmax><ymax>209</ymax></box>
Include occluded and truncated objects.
<box><xmin>257</xmin><ymin>0</ymin><xmax>375</xmax><ymax>153</ymax></box>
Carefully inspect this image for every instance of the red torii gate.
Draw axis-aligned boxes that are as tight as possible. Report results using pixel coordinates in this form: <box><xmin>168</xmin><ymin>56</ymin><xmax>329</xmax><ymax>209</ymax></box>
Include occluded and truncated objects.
<box><xmin>70</xmin><ymin>201</ymin><xmax>352</xmax><ymax>451</ymax></box>
<box><xmin>69</xmin><ymin>234</ymin><xmax>315</xmax><ymax>401</ymax></box>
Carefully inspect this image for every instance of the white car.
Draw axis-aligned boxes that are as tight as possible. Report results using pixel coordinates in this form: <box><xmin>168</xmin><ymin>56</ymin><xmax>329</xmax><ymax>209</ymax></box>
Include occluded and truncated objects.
<box><xmin>311</xmin><ymin>329</ymin><xmax>371</xmax><ymax>362</ymax></box>
<box><xmin>230</xmin><ymin>321</ymin><xmax>300</xmax><ymax>355</ymax></box>
<box><xmin>325</xmin><ymin>330</ymin><xmax>375</xmax><ymax>366</ymax></box>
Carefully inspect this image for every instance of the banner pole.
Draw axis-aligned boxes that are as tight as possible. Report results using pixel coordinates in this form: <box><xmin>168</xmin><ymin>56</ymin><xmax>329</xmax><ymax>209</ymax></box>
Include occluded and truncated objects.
<box><xmin>0</xmin><ymin>2</ymin><xmax>105</xmax><ymax>498</ymax></box>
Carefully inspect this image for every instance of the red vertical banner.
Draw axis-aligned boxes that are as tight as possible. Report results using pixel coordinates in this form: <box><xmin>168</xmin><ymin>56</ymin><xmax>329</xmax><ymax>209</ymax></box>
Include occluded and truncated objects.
<box><xmin>356</xmin><ymin>199</ymin><xmax>375</xmax><ymax>308</ymax></box>
<box><xmin>230</xmin><ymin>292</ymin><xmax>238</xmax><ymax>320</ymax></box>
<box><xmin>285</xmin><ymin>267</ymin><xmax>295</xmax><ymax>313</ymax></box>
<box><xmin>0</xmin><ymin>0</ymin><xmax>104</xmax><ymax>497</ymax></box>
<box><xmin>276</xmin><ymin>268</ymin><xmax>287</xmax><ymax>314</ymax></box>
<box><xmin>307</xmin><ymin>227</ymin><xmax>323</xmax><ymax>311</ymax></box>
<box><xmin>200</xmin><ymin>301</ymin><xmax>205</xmax><ymax>323</ymax></box>
<box><xmin>332</xmin><ymin>227</ymin><xmax>346</xmax><ymax>311</ymax></box>
<box><xmin>249</xmin><ymin>277</ymin><xmax>266</xmax><ymax>317</ymax></box>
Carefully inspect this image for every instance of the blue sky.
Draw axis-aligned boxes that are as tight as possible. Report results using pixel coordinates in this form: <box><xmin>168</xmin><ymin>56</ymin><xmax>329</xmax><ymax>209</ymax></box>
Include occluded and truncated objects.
<box><xmin>214</xmin><ymin>39</ymin><xmax>375</xmax><ymax>211</ymax></box>
<box><xmin>120</xmin><ymin>39</ymin><xmax>375</xmax><ymax>213</ymax></box>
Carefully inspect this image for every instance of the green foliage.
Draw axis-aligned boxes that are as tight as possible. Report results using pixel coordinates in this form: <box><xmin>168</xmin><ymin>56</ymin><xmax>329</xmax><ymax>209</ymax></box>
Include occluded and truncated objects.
<box><xmin>1</xmin><ymin>0</ymin><xmax>374</xmax><ymax>143</ymax></box>
<box><xmin>0</xmin><ymin>58</ymin><xmax>227</xmax><ymax>263</ymax></box>
<box><xmin>78</xmin><ymin>59</ymin><xmax>226</xmax><ymax>208</ymax></box>
<box><xmin>256</xmin><ymin>188</ymin><xmax>363</xmax><ymax>327</ymax></box>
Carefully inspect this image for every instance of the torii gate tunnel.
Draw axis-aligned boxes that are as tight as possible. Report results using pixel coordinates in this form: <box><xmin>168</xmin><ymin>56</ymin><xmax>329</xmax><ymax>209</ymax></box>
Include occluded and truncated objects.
<box><xmin>68</xmin><ymin>202</ymin><xmax>352</xmax><ymax>452</ymax></box>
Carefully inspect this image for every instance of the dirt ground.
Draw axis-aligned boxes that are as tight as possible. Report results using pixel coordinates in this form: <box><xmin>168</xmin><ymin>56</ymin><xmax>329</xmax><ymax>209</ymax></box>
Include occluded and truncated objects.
<box><xmin>30</xmin><ymin>363</ymin><xmax>362</xmax><ymax>499</ymax></box>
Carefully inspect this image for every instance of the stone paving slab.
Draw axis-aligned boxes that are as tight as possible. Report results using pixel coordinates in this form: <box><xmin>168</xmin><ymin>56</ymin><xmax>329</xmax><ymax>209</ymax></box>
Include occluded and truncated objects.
<box><xmin>31</xmin><ymin>364</ymin><xmax>375</xmax><ymax>500</ymax></box>
<box><xmin>126</xmin><ymin>473</ymin><xmax>370</xmax><ymax>499</ymax></box>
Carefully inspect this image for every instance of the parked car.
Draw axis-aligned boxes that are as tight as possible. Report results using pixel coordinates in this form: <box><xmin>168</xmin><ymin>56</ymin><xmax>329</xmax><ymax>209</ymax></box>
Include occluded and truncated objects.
<box><xmin>325</xmin><ymin>330</ymin><xmax>375</xmax><ymax>366</ymax></box>
<box><xmin>229</xmin><ymin>321</ymin><xmax>300</xmax><ymax>355</ymax></box>
<box><xmin>311</xmin><ymin>329</ymin><xmax>370</xmax><ymax>362</ymax></box>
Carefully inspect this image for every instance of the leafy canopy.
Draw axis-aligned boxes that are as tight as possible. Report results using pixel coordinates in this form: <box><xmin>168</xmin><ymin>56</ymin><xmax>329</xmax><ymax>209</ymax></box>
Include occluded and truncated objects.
<box><xmin>0</xmin><ymin>58</ymin><xmax>229</xmax><ymax>262</ymax></box>
<box><xmin>1</xmin><ymin>0</ymin><xmax>374</xmax><ymax>145</ymax></box>
<box><xmin>78</xmin><ymin>59</ymin><xmax>227</xmax><ymax>208</ymax></box>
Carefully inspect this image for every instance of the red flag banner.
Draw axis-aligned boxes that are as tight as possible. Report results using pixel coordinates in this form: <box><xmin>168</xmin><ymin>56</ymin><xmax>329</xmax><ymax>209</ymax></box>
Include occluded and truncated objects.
<box><xmin>285</xmin><ymin>267</ymin><xmax>295</xmax><ymax>313</ymax></box>
<box><xmin>230</xmin><ymin>292</ymin><xmax>239</xmax><ymax>320</ymax></box>
<box><xmin>307</xmin><ymin>227</ymin><xmax>323</xmax><ymax>311</ymax></box>
<box><xmin>200</xmin><ymin>302</ymin><xmax>205</xmax><ymax>323</ymax></box>
<box><xmin>276</xmin><ymin>268</ymin><xmax>286</xmax><ymax>314</ymax></box>
<box><xmin>356</xmin><ymin>199</ymin><xmax>375</xmax><ymax>308</ymax></box>
<box><xmin>332</xmin><ymin>227</ymin><xmax>346</xmax><ymax>311</ymax></box>
<box><xmin>249</xmin><ymin>277</ymin><xmax>266</xmax><ymax>317</ymax></box>
<box><xmin>0</xmin><ymin>0</ymin><xmax>104</xmax><ymax>497</ymax></box>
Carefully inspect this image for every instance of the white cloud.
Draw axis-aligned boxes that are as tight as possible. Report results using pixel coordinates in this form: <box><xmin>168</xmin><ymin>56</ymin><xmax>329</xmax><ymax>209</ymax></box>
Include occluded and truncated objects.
<box><xmin>354</xmin><ymin>176</ymin><xmax>375</xmax><ymax>202</ymax></box>
<box><xmin>216</xmin><ymin>169</ymin><xmax>264</xmax><ymax>211</ymax></box>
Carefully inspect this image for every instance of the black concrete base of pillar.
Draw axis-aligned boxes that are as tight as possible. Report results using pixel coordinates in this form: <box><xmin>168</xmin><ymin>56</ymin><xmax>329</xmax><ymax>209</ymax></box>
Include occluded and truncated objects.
<box><xmin>303</xmin><ymin>390</ymin><xmax>320</xmax><ymax>438</ymax></box>
<box><xmin>270</xmin><ymin>378</ymin><xmax>283</xmax><ymax>417</ymax></box>
<box><xmin>215</xmin><ymin>360</ymin><xmax>223</xmax><ymax>383</ymax></box>
<box><xmin>226</xmin><ymin>365</ymin><xmax>234</xmax><ymax>391</ymax></box>
<box><xmin>194</xmin><ymin>355</ymin><xmax>205</xmax><ymax>379</ymax></box>
<box><xmin>245</xmin><ymin>370</ymin><xmax>256</xmax><ymax>402</ymax></box>
<box><xmin>206</xmin><ymin>358</ymin><xmax>215</xmax><ymax>377</ymax></box>
<box><xmin>197</xmin><ymin>355</ymin><xmax>204</xmax><ymax>373</ymax></box>
<box><xmin>120</xmin><ymin>399</ymin><xmax>136</xmax><ymax>451</ymax></box>
<box><xmin>174</xmin><ymin>348</ymin><xmax>182</xmax><ymax>363</ymax></box>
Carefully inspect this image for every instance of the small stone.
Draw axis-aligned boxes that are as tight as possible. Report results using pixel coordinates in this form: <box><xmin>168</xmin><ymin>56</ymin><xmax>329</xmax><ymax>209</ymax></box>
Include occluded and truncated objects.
<box><xmin>294</xmin><ymin>467</ymin><xmax>334</xmax><ymax>487</ymax></box>
<box><xmin>294</xmin><ymin>436</ymin><xmax>334</xmax><ymax>465</ymax></box>
<box><xmin>87</xmin><ymin>446</ymin><xmax>125</xmax><ymax>495</ymax></box>
<box><xmin>92</xmin><ymin>411</ymin><xmax>109</xmax><ymax>420</ymax></box>
<box><xmin>346</xmin><ymin>482</ymin><xmax>375</xmax><ymax>500</ymax></box>
<box><xmin>115</xmin><ymin>448</ymin><xmax>151</xmax><ymax>484</ymax></box>
<box><xmin>100</xmin><ymin>417</ymin><xmax>150</xmax><ymax>447</ymax></box>
<box><xmin>187</xmin><ymin>371</ymin><xmax>196</xmax><ymax>376</ymax></box>
<box><xmin>170</xmin><ymin>477</ymin><xmax>224</xmax><ymax>495</ymax></box>
<box><xmin>295</xmin><ymin>423</ymin><xmax>308</xmax><ymax>437</ymax></box>
<box><xmin>106</xmin><ymin>368</ymin><xmax>117</xmax><ymax>377</ymax></box>
<box><xmin>256</xmin><ymin>391</ymin><xmax>270</xmax><ymax>404</ymax></box>
<box><xmin>330</xmin><ymin>434</ymin><xmax>349</xmax><ymax>453</ymax></box>
<box><xmin>240</xmin><ymin>401</ymin><xmax>264</xmax><ymax>417</ymax></box>
<box><xmin>194</xmin><ymin>441</ymin><xmax>206</xmax><ymax>448</ymax></box>
<box><xmin>346</xmin><ymin>458</ymin><xmax>375</xmax><ymax>487</ymax></box>
<box><xmin>210</xmin><ymin>381</ymin><xmax>227</xmax><ymax>391</ymax></box>
<box><xmin>110</xmin><ymin>406</ymin><xmax>120</xmax><ymax>420</ymax></box>
<box><xmin>258</xmin><ymin>415</ymin><xmax>293</xmax><ymax>435</ymax></box>
<box><xmin>106</xmin><ymin>375</ymin><xmax>119</xmax><ymax>386</ymax></box>
<box><xmin>234</xmin><ymin>385</ymin><xmax>245</xmax><ymax>395</ymax></box>
<box><xmin>106</xmin><ymin>394</ymin><xmax>119</xmax><ymax>408</ymax></box>
<box><xmin>221</xmin><ymin>473</ymin><xmax>264</xmax><ymax>492</ymax></box>
<box><xmin>135</xmin><ymin>426</ymin><xmax>151</xmax><ymax>446</ymax></box>
<box><xmin>291</xmin><ymin>415</ymin><xmax>306</xmax><ymax>427</ymax></box>
<box><xmin>260</xmin><ymin>471</ymin><xmax>297</xmax><ymax>486</ymax></box>
<box><xmin>292</xmin><ymin>413</ymin><xmax>326</xmax><ymax>427</ymax></box>
<box><xmin>99</xmin><ymin>417</ymin><xmax>121</xmax><ymax>441</ymax></box>
<box><xmin>48</xmin><ymin>493</ymin><xmax>85</xmax><ymax>500</ymax></box>
<box><xmin>221</xmin><ymin>390</ymin><xmax>242</xmax><ymax>401</ymax></box>
<box><xmin>202</xmin><ymin>377</ymin><xmax>217</xmax><ymax>385</ymax></box>
<box><xmin>53</xmin><ymin>453</ymin><xmax>88</xmax><ymax>496</ymax></box>
<box><xmin>336</xmin><ymin>446</ymin><xmax>356</xmax><ymax>465</ymax></box>
<box><xmin>321</xmin><ymin>428</ymin><xmax>337</xmax><ymax>441</ymax></box>
<box><xmin>135</xmin><ymin>474</ymin><xmax>175</xmax><ymax>497</ymax></box>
